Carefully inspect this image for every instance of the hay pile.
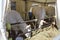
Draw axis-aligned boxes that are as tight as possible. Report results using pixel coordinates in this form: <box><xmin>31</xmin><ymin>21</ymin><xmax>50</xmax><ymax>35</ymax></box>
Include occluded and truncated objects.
<box><xmin>25</xmin><ymin>25</ymin><xmax>60</xmax><ymax>40</ymax></box>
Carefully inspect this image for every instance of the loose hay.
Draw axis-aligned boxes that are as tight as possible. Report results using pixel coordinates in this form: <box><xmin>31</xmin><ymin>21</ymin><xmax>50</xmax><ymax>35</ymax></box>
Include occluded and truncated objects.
<box><xmin>25</xmin><ymin>25</ymin><xmax>60</xmax><ymax>40</ymax></box>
